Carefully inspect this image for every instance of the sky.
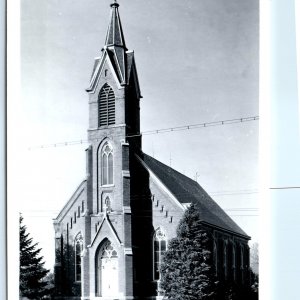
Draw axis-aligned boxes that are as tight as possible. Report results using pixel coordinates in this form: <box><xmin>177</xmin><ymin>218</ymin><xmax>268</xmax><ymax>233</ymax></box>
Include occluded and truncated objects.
<box><xmin>15</xmin><ymin>0</ymin><xmax>259</xmax><ymax>271</ymax></box>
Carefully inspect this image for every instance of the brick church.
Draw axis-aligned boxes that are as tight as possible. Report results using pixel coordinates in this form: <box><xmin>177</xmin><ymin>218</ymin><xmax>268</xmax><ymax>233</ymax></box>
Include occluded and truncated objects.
<box><xmin>53</xmin><ymin>2</ymin><xmax>251</xmax><ymax>299</ymax></box>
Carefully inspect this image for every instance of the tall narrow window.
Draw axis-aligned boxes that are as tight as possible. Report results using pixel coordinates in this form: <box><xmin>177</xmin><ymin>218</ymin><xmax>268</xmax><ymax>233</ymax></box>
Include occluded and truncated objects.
<box><xmin>213</xmin><ymin>240</ymin><xmax>218</xmax><ymax>276</ymax></box>
<box><xmin>75</xmin><ymin>234</ymin><xmax>83</xmax><ymax>282</ymax></box>
<box><xmin>101</xmin><ymin>143</ymin><xmax>113</xmax><ymax>185</ymax></box>
<box><xmin>240</xmin><ymin>245</ymin><xmax>244</xmax><ymax>268</ymax></box>
<box><xmin>153</xmin><ymin>228</ymin><xmax>167</xmax><ymax>280</ymax></box>
<box><xmin>98</xmin><ymin>83</ymin><xmax>115</xmax><ymax>126</ymax></box>
<box><xmin>232</xmin><ymin>244</ymin><xmax>236</xmax><ymax>280</ymax></box>
<box><xmin>224</xmin><ymin>241</ymin><xmax>228</xmax><ymax>278</ymax></box>
<box><xmin>240</xmin><ymin>245</ymin><xmax>244</xmax><ymax>283</ymax></box>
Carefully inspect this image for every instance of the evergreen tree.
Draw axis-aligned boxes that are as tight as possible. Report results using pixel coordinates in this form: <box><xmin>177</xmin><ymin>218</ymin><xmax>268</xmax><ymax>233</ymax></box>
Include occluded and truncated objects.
<box><xmin>19</xmin><ymin>214</ymin><xmax>49</xmax><ymax>299</ymax></box>
<box><xmin>160</xmin><ymin>203</ymin><xmax>217</xmax><ymax>300</ymax></box>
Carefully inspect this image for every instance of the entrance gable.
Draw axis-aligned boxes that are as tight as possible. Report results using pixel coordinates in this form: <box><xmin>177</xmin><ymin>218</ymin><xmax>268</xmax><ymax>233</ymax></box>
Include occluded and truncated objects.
<box><xmin>90</xmin><ymin>216</ymin><xmax>122</xmax><ymax>248</ymax></box>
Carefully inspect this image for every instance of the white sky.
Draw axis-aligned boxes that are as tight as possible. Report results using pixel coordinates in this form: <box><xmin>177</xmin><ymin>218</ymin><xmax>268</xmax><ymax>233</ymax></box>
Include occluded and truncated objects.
<box><xmin>15</xmin><ymin>0</ymin><xmax>258</xmax><ymax>271</ymax></box>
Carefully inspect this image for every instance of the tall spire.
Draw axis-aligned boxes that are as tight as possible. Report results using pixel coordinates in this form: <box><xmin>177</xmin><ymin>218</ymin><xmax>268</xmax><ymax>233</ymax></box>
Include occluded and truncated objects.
<box><xmin>105</xmin><ymin>0</ymin><xmax>127</xmax><ymax>49</ymax></box>
<box><xmin>88</xmin><ymin>1</ymin><xmax>139</xmax><ymax>89</ymax></box>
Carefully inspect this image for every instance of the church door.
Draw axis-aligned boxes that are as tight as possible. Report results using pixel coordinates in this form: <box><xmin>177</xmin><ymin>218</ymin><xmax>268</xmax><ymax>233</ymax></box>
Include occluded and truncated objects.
<box><xmin>98</xmin><ymin>241</ymin><xmax>119</xmax><ymax>297</ymax></box>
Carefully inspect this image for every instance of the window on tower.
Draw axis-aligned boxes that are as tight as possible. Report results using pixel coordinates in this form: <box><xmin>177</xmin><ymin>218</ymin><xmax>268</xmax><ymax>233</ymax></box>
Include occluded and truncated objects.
<box><xmin>98</xmin><ymin>83</ymin><xmax>115</xmax><ymax>127</ymax></box>
<box><xmin>104</xmin><ymin>196</ymin><xmax>112</xmax><ymax>213</ymax></box>
<box><xmin>101</xmin><ymin>142</ymin><xmax>113</xmax><ymax>185</ymax></box>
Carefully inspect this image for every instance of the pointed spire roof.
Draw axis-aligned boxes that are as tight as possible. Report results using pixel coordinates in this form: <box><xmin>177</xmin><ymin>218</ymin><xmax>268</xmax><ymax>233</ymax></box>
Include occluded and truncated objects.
<box><xmin>99</xmin><ymin>1</ymin><xmax>127</xmax><ymax>84</ymax></box>
<box><xmin>87</xmin><ymin>1</ymin><xmax>142</xmax><ymax>94</ymax></box>
<box><xmin>105</xmin><ymin>1</ymin><xmax>127</xmax><ymax>49</ymax></box>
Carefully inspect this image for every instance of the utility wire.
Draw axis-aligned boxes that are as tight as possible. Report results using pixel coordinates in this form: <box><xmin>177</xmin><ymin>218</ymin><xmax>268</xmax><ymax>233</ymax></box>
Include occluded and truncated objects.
<box><xmin>21</xmin><ymin>208</ymin><xmax>259</xmax><ymax>217</ymax></box>
<box><xmin>28</xmin><ymin>116</ymin><xmax>259</xmax><ymax>150</ymax></box>
<box><xmin>21</xmin><ymin>207</ymin><xmax>259</xmax><ymax>213</ymax></box>
<box><xmin>21</xmin><ymin>214</ymin><xmax>259</xmax><ymax>218</ymax></box>
<box><xmin>270</xmin><ymin>186</ymin><xmax>300</xmax><ymax>190</ymax></box>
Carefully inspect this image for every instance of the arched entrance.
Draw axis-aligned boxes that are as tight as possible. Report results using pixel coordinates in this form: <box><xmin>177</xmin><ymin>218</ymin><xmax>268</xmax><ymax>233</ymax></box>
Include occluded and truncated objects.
<box><xmin>96</xmin><ymin>240</ymin><xmax>119</xmax><ymax>297</ymax></box>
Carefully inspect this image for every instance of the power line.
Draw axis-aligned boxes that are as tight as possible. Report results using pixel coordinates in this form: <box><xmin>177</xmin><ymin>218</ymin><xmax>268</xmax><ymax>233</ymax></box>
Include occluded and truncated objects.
<box><xmin>210</xmin><ymin>191</ymin><xmax>258</xmax><ymax>197</ymax></box>
<box><xmin>21</xmin><ymin>207</ymin><xmax>259</xmax><ymax>216</ymax></box>
<box><xmin>270</xmin><ymin>186</ymin><xmax>300</xmax><ymax>190</ymax></box>
<box><xmin>28</xmin><ymin>115</ymin><xmax>259</xmax><ymax>150</ymax></box>
<box><xmin>140</xmin><ymin>116</ymin><xmax>259</xmax><ymax>136</ymax></box>
<box><xmin>21</xmin><ymin>214</ymin><xmax>259</xmax><ymax>218</ymax></box>
<box><xmin>228</xmin><ymin>215</ymin><xmax>258</xmax><ymax>217</ymax></box>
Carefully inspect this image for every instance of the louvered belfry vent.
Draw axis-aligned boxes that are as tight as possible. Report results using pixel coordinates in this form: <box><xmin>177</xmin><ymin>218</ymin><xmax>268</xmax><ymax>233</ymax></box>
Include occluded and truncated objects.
<box><xmin>98</xmin><ymin>83</ymin><xmax>115</xmax><ymax>126</ymax></box>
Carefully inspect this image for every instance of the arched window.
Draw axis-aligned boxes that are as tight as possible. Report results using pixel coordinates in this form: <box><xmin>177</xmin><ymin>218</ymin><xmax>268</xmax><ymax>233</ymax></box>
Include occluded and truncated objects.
<box><xmin>101</xmin><ymin>143</ymin><xmax>113</xmax><ymax>185</ymax></box>
<box><xmin>98</xmin><ymin>83</ymin><xmax>115</xmax><ymax>126</ymax></box>
<box><xmin>153</xmin><ymin>227</ymin><xmax>167</xmax><ymax>280</ymax></box>
<box><xmin>96</xmin><ymin>240</ymin><xmax>118</xmax><ymax>297</ymax></box>
<box><xmin>75</xmin><ymin>234</ymin><xmax>83</xmax><ymax>281</ymax></box>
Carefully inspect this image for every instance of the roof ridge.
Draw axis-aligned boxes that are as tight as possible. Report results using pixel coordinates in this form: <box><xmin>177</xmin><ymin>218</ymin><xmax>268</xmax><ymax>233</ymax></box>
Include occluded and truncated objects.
<box><xmin>142</xmin><ymin>152</ymin><xmax>198</xmax><ymax>186</ymax></box>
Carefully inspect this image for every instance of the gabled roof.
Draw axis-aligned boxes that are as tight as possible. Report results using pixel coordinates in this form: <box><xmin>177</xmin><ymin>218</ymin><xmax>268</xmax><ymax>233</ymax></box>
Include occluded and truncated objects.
<box><xmin>138</xmin><ymin>153</ymin><xmax>249</xmax><ymax>239</ymax></box>
<box><xmin>89</xmin><ymin>215</ymin><xmax>122</xmax><ymax>247</ymax></box>
<box><xmin>86</xmin><ymin>49</ymin><xmax>141</xmax><ymax>98</ymax></box>
<box><xmin>126</xmin><ymin>51</ymin><xmax>142</xmax><ymax>98</ymax></box>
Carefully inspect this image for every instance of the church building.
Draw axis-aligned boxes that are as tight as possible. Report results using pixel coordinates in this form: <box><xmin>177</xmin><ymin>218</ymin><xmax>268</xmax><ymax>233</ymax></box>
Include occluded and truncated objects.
<box><xmin>53</xmin><ymin>2</ymin><xmax>251</xmax><ymax>300</ymax></box>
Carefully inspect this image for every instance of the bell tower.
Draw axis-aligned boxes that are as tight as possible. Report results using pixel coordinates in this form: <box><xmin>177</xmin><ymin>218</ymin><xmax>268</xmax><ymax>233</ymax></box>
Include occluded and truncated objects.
<box><xmin>86</xmin><ymin>1</ymin><xmax>141</xmax><ymax>146</ymax></box>
<box><xmin>83</xmin><ymin>2</ymin><xmax>142</xmax><ymax>298</ymax></box>
<box><xmin>85</xmin><ymin>1</ymin><xmax>142</xmax><ymax>214</ymax></box>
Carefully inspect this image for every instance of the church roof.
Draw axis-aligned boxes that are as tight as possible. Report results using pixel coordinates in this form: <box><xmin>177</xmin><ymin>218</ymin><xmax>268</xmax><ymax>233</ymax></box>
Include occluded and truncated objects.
<box><xmin>139</xmin><ymin>153</ymin><xmax>250</xmax><ymax>238</ymax></box>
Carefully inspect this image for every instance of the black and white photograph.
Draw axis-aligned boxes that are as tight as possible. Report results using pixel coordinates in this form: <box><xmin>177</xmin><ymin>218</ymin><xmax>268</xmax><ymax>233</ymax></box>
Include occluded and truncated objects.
<box><xmin>11</xmin><ymin>0</ymin><xmax>260</xmax><ymax>299</ymax></box>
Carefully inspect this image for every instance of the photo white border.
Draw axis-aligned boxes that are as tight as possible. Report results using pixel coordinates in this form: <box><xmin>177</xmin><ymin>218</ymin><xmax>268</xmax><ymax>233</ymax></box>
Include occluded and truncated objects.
<box><xmin>7</xmin><ymin>0</ymin><xmax>21</xmax><ymax>299</ymax></box>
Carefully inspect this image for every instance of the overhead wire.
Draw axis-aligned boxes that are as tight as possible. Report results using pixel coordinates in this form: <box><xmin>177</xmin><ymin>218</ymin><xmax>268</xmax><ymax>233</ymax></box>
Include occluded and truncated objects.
<box><xmin>24</xmin><ymin>116</ymin><xmax>260</xmax><ymax>219</ymax></box>
<box><xmin>21</xmin><ymin>206</ymin><xmax>259</xmax><ymax>218</ymax></box>
<box><xmin>270</xmin><ymin>186</ymin><xmax>300</xmax><ymax>190</ymax></box>
<box><xmin>28</xmin><ymin>115</ymin><xmax>259</xmax><ymax>150</ymax></box>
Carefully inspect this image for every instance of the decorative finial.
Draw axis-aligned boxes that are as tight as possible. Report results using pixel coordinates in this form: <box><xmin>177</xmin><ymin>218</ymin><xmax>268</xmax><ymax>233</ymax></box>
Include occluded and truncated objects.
<box><xmin>110</xmin><ymin>0</ymin><xmax>119</xmax><ymax>8</ymax></box>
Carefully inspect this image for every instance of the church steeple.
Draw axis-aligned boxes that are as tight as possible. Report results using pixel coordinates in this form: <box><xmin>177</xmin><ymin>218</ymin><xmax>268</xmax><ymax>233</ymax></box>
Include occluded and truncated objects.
<box><xmin>104</xmin><ymin>1</ymin><xmax>127</xmax><ymax>50</ymax></box>
<box><xmin>99</xmin><ymin>1</ymin><xmax>127</xmax><ymax>84</ymax></box>
<box><xmin>86</xmin><ymin>1</ymin><xmax>142</xmax><ymax>145</ymax></box>
<box><xmin>87</xmin><ymin>1</ymin><xmax>141</xmax><ymax>94</ymax></box>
